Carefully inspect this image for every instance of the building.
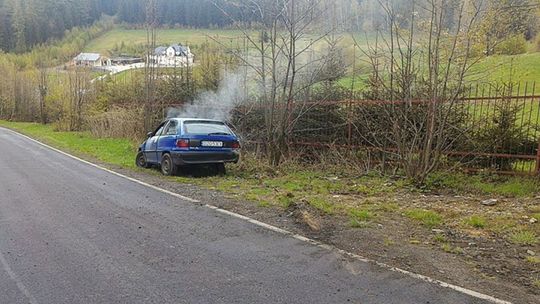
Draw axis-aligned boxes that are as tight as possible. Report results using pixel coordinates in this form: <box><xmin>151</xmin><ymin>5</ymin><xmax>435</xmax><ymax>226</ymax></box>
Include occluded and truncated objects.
<box><xmin>151</xmin><ymin>44</ymin><xmax>194</xmax><ymax>67</ymax></box>
<box><xmin>73</xmin><ymin>53</ymin><xmax>103</xmax><ymax>67</ymax></box>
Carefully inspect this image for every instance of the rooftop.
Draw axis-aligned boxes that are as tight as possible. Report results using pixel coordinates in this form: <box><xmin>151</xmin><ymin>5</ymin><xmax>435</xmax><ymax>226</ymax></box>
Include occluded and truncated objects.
<box><xmin>74</xmin><ymin>53</ymin><xmax>101</xmax><ymax>62</ymax></box>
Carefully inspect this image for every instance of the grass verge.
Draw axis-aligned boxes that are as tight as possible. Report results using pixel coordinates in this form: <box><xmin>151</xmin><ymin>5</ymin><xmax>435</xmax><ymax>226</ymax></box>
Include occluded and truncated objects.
<box><xmin>0</xmin><ymin>121</ymin><xmax>137</xmax><ymax>169</ymax></box>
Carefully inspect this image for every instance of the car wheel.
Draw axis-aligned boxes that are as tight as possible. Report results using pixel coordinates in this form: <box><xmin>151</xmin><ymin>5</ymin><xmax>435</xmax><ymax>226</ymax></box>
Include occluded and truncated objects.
<box><xmin>161</xmin><ymin>153</ymin><xmax>177</xmax><ymax>176</ymax></box>
<box><xmin>136</xmin><ymin>152</ymin><xmax>150</xmax><ymax>168</ymax></box>
<box><xmin>215</xmin><ymin>163</ymin><xmax>226</xmax><ymax>176</ymax></box>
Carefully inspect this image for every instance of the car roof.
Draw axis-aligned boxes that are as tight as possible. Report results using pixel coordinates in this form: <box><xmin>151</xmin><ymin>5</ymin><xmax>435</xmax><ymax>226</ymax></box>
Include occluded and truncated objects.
<box><xmin>168</xmin><ymin>118</ymin><xmax>225</xmax><ymax>124</ymax></box>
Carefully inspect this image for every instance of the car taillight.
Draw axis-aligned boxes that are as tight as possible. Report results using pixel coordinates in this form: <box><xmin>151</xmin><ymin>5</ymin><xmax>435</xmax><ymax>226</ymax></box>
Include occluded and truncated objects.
<box><xmin>176</xmin><ymin>139</ymin><xmax>189</xmax><ymax>148</ymax></box>
<box><xmin>231</xmin><ymin>141</ymin><xmax>241</xmax><ymax>149</ymax></box>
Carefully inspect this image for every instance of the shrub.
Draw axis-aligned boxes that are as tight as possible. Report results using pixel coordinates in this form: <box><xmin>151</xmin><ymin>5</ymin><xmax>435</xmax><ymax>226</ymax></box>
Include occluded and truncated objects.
<box><xmin>291</xmin><ymin>83</ymin><xmax>349</xmax><ymax>143</ymax></box>
<box><xmin>495</xmin><ymin>35</ymin><xmax>527</xmax><ymax>55</ymax></box>
<box><xmin>86</xmin><ymin>107</ymin><xmax>145</xmax><ymax>141</ymax></box>
<box><xmin>471</xmin><ymin>97</ymin><xmax>538</xmax><ymax>171</ymax></box>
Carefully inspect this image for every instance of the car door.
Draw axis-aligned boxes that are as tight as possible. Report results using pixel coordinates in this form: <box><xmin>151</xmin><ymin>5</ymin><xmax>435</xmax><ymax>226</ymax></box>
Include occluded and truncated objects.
<box><xmin>144</xmin><ymin>121</ymin><xmax>167</xmax><ymax>164</ymax></box>
<box><xmin>156</xmin><ymin>120</ymin><xmax>179</xmax><ymax>163</ymax></box>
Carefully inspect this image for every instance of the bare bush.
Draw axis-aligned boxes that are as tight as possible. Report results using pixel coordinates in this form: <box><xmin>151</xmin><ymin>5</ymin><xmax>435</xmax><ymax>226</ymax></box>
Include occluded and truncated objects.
<box><xmin>86</xmin><ymin>107</ymin><xmax>145</xmax><ymax>141</ymax></box>
<box><xmin>215</xmin><ymin>0</ymin><xmax>346</xmax><ymax>166</ymax></box>
<box><xmin>356</xmin><ymin>0</ymin><xmax>482</xmax><ymax>184</ymax></box>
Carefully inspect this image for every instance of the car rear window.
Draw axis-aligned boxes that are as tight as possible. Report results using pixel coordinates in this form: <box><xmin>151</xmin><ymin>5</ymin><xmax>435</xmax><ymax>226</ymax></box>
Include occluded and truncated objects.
<box><xmin>183</xmin><ymin>121</ymin><xmax>232</xmax><ymax>135</ymax></box>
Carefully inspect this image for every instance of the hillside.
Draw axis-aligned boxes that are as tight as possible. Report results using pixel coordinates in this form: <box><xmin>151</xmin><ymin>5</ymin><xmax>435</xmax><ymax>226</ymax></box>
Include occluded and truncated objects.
<box><xmin>83</xmin><ymin>28</ymin><xmax>249</xmax><ymax>56</ymax></box>
<box><xmin>469</xmin><ymin>52</ymin><xmax>540</xmax><ymax>94</ymax></box>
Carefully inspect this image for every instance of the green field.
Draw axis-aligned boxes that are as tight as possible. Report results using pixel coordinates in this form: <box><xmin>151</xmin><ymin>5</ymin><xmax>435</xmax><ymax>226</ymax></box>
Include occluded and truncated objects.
<box><xmin>85</xmin><ymin>27</ymin><xmax>540</xmax><ymax>98</ymax></box>
<box><xmin>469</xmin><ymin>52</ymin><xmax>540</xmax><ymax>94</ymax></box>
<box><xmin>84</xmin><ymin>27</ymin><xmax>376</xmax><ymax>56</ymax></box>
<box><xmin>344</xmin><ymin>51</ymin><xmax>540</xmax><ymax>92</ymax></box>
<box><xmin>84</xmin><ymin>28</ymin><xmax>251</xmax><ymax>55</ymax></box>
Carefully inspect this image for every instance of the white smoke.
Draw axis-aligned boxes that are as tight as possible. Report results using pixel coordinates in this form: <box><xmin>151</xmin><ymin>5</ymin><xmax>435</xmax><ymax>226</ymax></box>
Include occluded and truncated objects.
<box><xmin>167</xmin><ymin>70</ymin><xmax>246</xmax><ymax>121</ymax></box>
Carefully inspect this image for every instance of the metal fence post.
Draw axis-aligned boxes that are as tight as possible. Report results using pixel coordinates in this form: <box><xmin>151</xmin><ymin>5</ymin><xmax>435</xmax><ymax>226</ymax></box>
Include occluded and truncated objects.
<box><xmin>347</xmin><ymin>99</ymin><xmax>353</xmax><ymax>147</ymax></box>
<box><xmin>536</xmin><ymin>137</ymin><xmax>540</xmax><ymax>175</ymax></box>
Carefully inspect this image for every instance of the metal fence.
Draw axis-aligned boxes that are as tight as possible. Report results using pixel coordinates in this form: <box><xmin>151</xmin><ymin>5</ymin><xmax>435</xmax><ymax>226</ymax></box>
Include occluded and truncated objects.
<box><xmin>230</xmin><ymin>84</ymin><xmax>540</xmax><ymax>175</ymax></box>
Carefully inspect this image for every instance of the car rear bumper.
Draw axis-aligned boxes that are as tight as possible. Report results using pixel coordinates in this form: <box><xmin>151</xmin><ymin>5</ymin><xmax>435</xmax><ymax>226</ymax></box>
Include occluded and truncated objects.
<box><xmin>171</xmin><ymin>150</ymin><xmax>240</xmax><ymax>165</ymax></box>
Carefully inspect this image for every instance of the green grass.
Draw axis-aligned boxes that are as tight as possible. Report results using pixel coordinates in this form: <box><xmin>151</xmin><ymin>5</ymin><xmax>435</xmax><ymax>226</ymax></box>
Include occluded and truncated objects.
<box><xmin>490</xmin><ymin>216</ymin><xmax>519</xmax><ymax>233</ymax></box>
<box><xmin>464</xmin><ymin>215</ymin><xmax>487</xmax><ymax>229</ymax></box>
<box><xmin>433</xmin><ymin>233</ymin><xmax>447</xmax><ymax>243</ymax></box>
<box><xmin>0</xmin><ymin>121</ymin><xmax>137</xmax><ymax>168</ymax></box>
<box><xmin>84</xmin><ymin>27</ymin><xmax>250</xmax><ymax>55</ymax></box>
<box><xmin>308</xmin><ymin>197</ymin><xmax>335</xmax><ymax>214</ymax></box>
<box><xmin>526</xmin><ymin>256</ymin><xmax>540</xmax><ymax>264</ymax></box>
<box><xmin>509</xmin><ymin>230</ymin><xmax>538</xmax><ymax>246</ymax></box>
<box><xmin>405</xmin><ymin>209</ymin><xmax>443</xmax><ymax>228</ymax></box>
<box><xmin>85</xmin><ymin>27</ymin><xmax>378</xmax><ymax>54</ymax></box>
<box><xmin>277</xmin><ymin>193</ymin><xmax>295</xmax><ymax>208</ymax></box>
<box><xmin>372</xmin><ymin>202</ymin><xmax>400</xmax><ymax>213</ymax></box>
<box><xmin>427</xmin><ymin>172</ymin><xmax>540</xmax><ymax>197</ymax></box>
<box><xmin>349</xmin><ymin>208</ymin><xmax>374</xmax><ymax>225</ymax></box>
<box><xmin>338</xmin><ymin>74</ymin><xmax>369</xmax><ymax>91</ymax></box>
<box><xmin>469</xmin><ymin>53</ymin><xmax>540</xmax><ymax>92</ymax></box>
<box><xmin>441</xmin><ymin>243</ymin><xmax>464</xmax><ymax>254</ymax></box>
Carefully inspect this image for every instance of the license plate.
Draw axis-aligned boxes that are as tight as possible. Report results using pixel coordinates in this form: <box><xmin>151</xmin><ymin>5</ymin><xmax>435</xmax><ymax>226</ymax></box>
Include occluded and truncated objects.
<box><xmin>201</xmin><ymin>141</ymin><xmax>223</xmax><ymax>147</ymax></box>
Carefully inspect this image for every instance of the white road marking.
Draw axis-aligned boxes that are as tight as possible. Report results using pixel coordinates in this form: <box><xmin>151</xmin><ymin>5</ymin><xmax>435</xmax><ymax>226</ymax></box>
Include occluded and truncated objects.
<box><xmin>1</xmin><ymin>127</ymin><xmax>513</xmax><ymax>304</ymax></box>
<box><xmin>0</xmin><ymin>128</ymin><xmax>199</xmax><ymax>204</ymax></box>
<box><xmin>0</xmin><ymin>250</ymin><xmax>39</xmax><ymax>304</ymax></box>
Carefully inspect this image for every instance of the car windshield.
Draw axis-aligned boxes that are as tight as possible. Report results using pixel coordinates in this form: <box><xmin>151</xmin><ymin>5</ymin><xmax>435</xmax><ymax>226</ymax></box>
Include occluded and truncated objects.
<box><xmin>183</xmin><ymin>121</ymin><xmax>232</xmax><ymax>135</ymax></box>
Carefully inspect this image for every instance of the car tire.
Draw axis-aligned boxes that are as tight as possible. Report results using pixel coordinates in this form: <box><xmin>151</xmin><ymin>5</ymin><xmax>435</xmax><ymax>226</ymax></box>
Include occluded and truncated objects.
<box><xmin>215</xmin><ymin>163</ymin><xmax>226</xmax><ymax>176</ymax></box>
<box><xmin>136</xmin><ymin>152</ymin><xmax>150</xmax><ymax>168</ymax></box>
<box><xmin>161</xmin><ymin>153</ymin><xmax>177</xmax><ymax>176</ymax></box>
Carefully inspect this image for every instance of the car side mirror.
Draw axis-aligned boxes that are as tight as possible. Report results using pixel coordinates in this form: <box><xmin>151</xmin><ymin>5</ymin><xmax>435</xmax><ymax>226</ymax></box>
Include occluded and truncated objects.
<box><xmin>147</xmin><ymin>132</ymin><xmax>153</xmax><ymax>138</ymax></box>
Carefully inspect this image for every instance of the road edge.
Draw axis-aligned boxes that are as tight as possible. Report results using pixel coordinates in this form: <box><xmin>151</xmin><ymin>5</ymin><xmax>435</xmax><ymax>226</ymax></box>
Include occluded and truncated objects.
<box><xmin>1</xmin><ymin>127</ymin><xmax>513</xmax><ymax>304</ymax></box>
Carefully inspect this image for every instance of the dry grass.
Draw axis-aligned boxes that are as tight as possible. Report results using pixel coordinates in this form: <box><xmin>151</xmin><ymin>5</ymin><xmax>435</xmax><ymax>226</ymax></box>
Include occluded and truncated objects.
<box><xmin>86</xmin><ymin>108</ymin><xmax>145</xmax><ymax>142</ymax></box>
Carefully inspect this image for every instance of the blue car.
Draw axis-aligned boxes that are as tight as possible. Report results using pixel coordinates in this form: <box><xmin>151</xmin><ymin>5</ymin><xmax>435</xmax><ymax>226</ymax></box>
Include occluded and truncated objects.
<box><xmin>136</xmin><ymin>118</ymin><xmax>241</xmax><ymax>175</ymax></box>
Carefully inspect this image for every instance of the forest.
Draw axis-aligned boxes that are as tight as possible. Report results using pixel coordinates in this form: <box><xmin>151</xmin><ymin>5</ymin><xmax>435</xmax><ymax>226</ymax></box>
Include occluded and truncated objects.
<box><xmin>0</xmin><ymin>0</ymin><xmax>246</xmax><ymax>52</ymax></box>
<box><xmin>6</xmin><ymin>0</ymin><xmax>536</xmax><ymax>53</ymax></box>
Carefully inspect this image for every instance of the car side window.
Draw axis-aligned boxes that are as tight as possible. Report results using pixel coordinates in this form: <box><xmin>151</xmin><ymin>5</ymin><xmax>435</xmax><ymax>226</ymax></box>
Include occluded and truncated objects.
<box><xmin>164</xmin><ymin>121</ymin><xmax>178</xmax><ymax>135</ymax></box>
<box><xmin>153</xmin><ymin>122</ymin><xmax>166</xmax><ymax>137</ymax></box>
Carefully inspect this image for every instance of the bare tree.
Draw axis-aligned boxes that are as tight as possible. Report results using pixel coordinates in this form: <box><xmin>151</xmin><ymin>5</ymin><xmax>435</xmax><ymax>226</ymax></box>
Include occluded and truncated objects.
<box><xmin>215</xmin><ymin>0</ymin><xmax>340</xmax><ymax>166</ymax></box>
<box><xmin>38</xmin><ymin>65</ymin><xmax>48</xmax><ymax>124</ymax></box>
<box><xmin>355</xmin><ymin>0</ymin><xmax>482</xmax><ymax>184</ymax></box>
<box><xmin>67</xmin><ymin>68</ymin><xmax>91</xmax><ymax>131</ymax></box>
<box><xmin>144</xmin><ymin>0</ymin><xmax>158</xmax><ymax>132</ymax></box>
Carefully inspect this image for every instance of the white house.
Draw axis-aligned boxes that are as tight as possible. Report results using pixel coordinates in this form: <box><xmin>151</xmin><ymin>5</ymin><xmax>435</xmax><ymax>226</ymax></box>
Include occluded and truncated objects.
<box><xmin>73</xmin><ymin>53</ymin><xmax>103</xmax><ymax>67</ymax></box>
<box><xmin>151</xmin><ymin>44</ymin><xmax>194</xmax><ymax>67</ymax></box>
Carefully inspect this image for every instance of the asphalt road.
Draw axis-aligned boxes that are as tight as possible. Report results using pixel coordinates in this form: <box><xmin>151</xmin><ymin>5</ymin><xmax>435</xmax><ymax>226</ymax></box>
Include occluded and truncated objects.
<box><xmin>0</xmin><ymin>128</ymin><xmax>494</xmax><ymax>304</ymax></box>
